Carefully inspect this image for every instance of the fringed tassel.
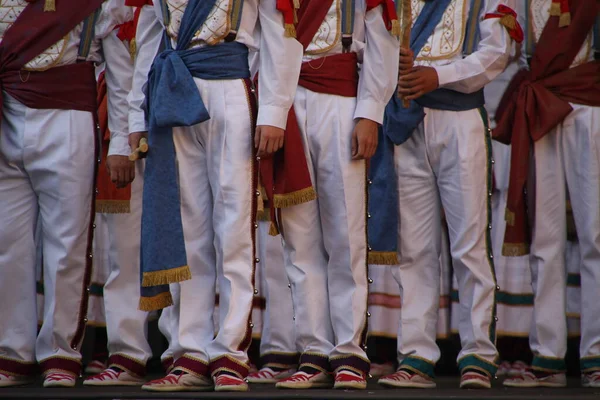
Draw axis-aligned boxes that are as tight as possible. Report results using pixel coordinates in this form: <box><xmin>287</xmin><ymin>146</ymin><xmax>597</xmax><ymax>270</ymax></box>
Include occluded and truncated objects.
<box><xmin>141</xmin><ymin>265</ymin><xmax>192</xmax><ymax>287</ymax></box>
<box><xmin>504</xmin><ymin>208</ymin><xmax>515</xmax><ymax>227</ymax></box>
<box><xmin>293</xmin><ymin>0</ymin><xmax>300</xmax><ymax>9</ymax></box>
<box><xmin>499</xmin><ymin>14</ymin><xmax>517</xmax><ymax>30</ymax></box>
<box><xmin>139</xmin><ymin>292</ymin><xmax>173</xmax><ymax>311</ymax></box>
<box><xmin>391</xmin><ymin>19</ymin><xmax>401</xmax><ymax>37</ymax></box>
<box><xmin>268</xmin><ymin>221</ymin><xmax>280</xmax><ymax>237</ymax></box>
<box><xmin>272</xmin><ymin>187</ymin><xmax>317</xmax><ymax>208</ymax></box>
<box><xmin>502</xmin><ymin>243</ymin><xmax>529</xmax><ymax>257</ymax></box>
<box><xmin>44</xmin><ymin>0</ymin><xmax>55</xmax><ymax>11</ymax></box>
<box><xmin>284</xmin><ymin>23</ymin><xmax>296</xmax><ymax>38</ymax></box>
<box><xmin>549</xmin><ymin>1</ymin><xmax>561</xmax><ymax>16</ymax></box>
<box><xmin>129</xmin><ymin>39</ymin><xmax>137</xmax><ymax>62</ymax></box>
<box><xmin>558</xmin><ymin>12</ymin><xmax>571</xmax><ymax>27</ymax></box>
<box><xmin>256</xmin><ymin>209</ymin><xmax>270</xmax><ymax>222</ymax></box>
<box><xmin>95</xmin><ymin>200</ymin><xmax>131</xmax><ymax>214</ymax></box>
<box><xmin>368</xmin><ymin>251</ymin><xmax>400</xmax><ymax>266</ymax></box>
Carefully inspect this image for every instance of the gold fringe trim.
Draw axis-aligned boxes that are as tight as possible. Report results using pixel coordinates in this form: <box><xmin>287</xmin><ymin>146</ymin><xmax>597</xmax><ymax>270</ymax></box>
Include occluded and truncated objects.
<box><xmin>257</xmin><ymin>183</ymin><xmax>266</xmax><ymax>214</ymax></box>
<box><xmin>391</xmin><ymin>19</ymin><xmax>401</xmax><ymax>37</ymax></box>
<box><xmin>129</xmin><ymin>39</ymin><xmax>137</xmax><ymax>62</ymax></box>
<box><xmin>368</xmin><ymin>251</ymin><xmax>399</xmax><ymax>266</ymax></box>
<box><xmin>284</xmin><ymin>23</ymin><xmax>297</xmax><ymax>38</ymax></box>
<box><xmin>95</xmin><ymin>200</ymin><xmax>131</xmax><ymax>214</ymax></box>
<box><xmin>504</xmin><ymin>208</ymin><xmax>515</xmax><ymax>226</ymax></box>
<box><xmin>268</xmin><ymin>221</ymin><xmax>280</xmax><ymax>236</ymax></box>
<box><xmin>502</xmin><ymin>243</ymin><xmax>529</xmax><ymax>257</ymax></box>
<box><xmin>141</xmin><ymin>265</ymin><xmax>191</xmax><ymax>287</ymax></box>
<box><xmin>139</xmin><ymin>291</ymin><xmax>173</xmax><ymax>311</ymax></box>
<box><xmin>558</xmin><ymin>12</ymin><xmax>571</xmax><ymax>27</ymax></box>
<box><xmin>549</xmin><ymin>2</ymin><xmax>561</xmax><ymax>16</ymax></box>
<box><xmin>44</xmin><ymin>0</ymin><xmax>55</xmax><ymax>11</ymax></box>
<box><xmin>272</xmin><ymin>187</ymin><xmax>317</xmax><ymax>208</ymax></box>
<box><xmin>293</xmin><ymin>0</ymin><xmax>300</xmax><ymax>8</ymax></box>
<box><xmin>499</xmin><ymin>14</ymin><xmax>517</xmax><ymax>30</ymax></box>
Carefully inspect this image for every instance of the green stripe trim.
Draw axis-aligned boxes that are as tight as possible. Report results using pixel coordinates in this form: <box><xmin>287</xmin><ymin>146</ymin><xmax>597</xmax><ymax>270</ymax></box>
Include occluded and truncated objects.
<box><xmin>567</xmin><ymin>273</ymin><xmax>581</xmax><ymax>287</ymax></box>
<box><xmin>89</xmin><ymin>283</ymin><xmax>104</xmax><ymax>297</ymax></box>
<box><xmin>458</xmin><ymin>354</ymin><xmax>497</xmax><ymax>377</ymax></box>
<box><xmin>581</xmin><ymin>357</ymin><xmax>600</xmax><ymax>373</ymax></box>
<box><xmin>400</xmin><ymin>356</ymin><xmax>436</xmax><ymax>379</ymax></box>
<box><xmin>532</xmin><ymin>356</ymin><xmax>566</xmax><ymax>372</ymax></box>
<box><xmin>451</xmin><ymin>289</ymin><xmax>459</xmax><ymax>302</ymax></box>
<box><xmin>496</xmin><ymin>291</ymin><xmax>534</xmax><ymax>306</ymax></box>
<box><xmin>36</xmin><ymin>281</ymin><xmax>44</xmax><ymax>296</ymax></box>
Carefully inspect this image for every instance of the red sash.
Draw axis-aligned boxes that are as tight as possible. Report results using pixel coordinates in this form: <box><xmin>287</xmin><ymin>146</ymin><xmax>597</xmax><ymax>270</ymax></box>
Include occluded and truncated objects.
<box><xmin>493</xmin><ymin>0</ymin><xmax>600</xmax><ymax>256</ymax></box>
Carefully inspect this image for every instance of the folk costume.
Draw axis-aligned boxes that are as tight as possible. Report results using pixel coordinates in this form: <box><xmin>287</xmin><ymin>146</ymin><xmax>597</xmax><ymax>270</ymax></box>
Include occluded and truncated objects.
<box><xmin>497</xmin><ymin>0</ymin><xmax>600</xmax><ymax>388</ymax></box>
<box><xmin>272</xmin><ymin>0</ymin><xmax>400</xmax><ymax>391</ymax></box>
<box><xmin>371</xmin><ymin>0</ymin><xmax>521</xmax><ymax>389</ymax></box>
<box><xmin>134</xmin><ymin>0</ymin><xmax>301</xmax><ymax>392</ymax></box>
<box><xmin>0</xmin><ymin>0</ymin><xmax>133</xmax><ymax>388</ymax></box>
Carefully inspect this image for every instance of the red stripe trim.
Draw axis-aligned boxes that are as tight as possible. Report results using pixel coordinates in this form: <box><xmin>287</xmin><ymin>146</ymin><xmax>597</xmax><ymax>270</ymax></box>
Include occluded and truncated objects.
<box><xmin>39</xmin><ymin>357</ymin><xmax>81</xmax><ymax>376</ymax></box>
<box><xmin>173</xmin><ymin>355</ymin><xmax>209</xmax><ymax>377</ymax></box>
<box><xmin>70</xmin><ymin>116</ymin><xmax>99</xmax><ymax>349</ymax></box>
<box><xmin>0</xmin><ymin>357</ymin><xmax>38</xmax><ymax>376</ymax></box>
<box><xmin>210</xmin><ymin>355</ymin><xmax>249</xmax><ymax>378</ymax></box>
<box><xmin>162</xmin><ymin>356</ymin><xmax>174</xmax><ymax>373</ymax></box>
<box><xmin>108</xmin><ymin>354</ymin><xmax>146</xmax><ymax>378</ymax></box>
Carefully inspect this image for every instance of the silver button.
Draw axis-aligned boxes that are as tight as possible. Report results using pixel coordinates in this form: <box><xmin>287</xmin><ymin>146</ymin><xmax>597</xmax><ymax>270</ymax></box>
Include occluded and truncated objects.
<box><xmin>368</xmin><ymin>278</ymin><xmax>373</xmax><ymax>284</ymax></box>
<box><xmin>254</xmin><ymin>289</ymin><xmax>258</xmax><ymax>295</ymax></box>
<box><xmin>255</xmin><ymin>258</ymin><xmax>260</xmax><ymax>263</ymax></box>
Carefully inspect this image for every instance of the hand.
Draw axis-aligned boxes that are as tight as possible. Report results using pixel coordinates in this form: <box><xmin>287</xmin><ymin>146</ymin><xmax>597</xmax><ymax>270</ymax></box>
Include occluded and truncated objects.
<box><xmin>351</xmin><ymin>118</ymin><xmax>378</xmax><ymax>160</ymax></box>
<box><xmin>255</xmin><ymin>125</ymin><xmax>284</xmax><ymax>157</ymax></box>
<box><xmin>397</xmin><ymin>66</ymin><xmax>439</xmax><ymax>101</ymax></box>
<box><xmin>398</xmin><ymin>47</ymin><xmax>414</xmax><ymax>75</ymax></box>
<box><xmin>129</xmin><ymin>131</ymin><xmax>148</xmax><ymax>153</ymax></box>
<box><xmin>106</xmin><ymin>155</ymin><xmax>135</xmax><ymax>189</ymax></box>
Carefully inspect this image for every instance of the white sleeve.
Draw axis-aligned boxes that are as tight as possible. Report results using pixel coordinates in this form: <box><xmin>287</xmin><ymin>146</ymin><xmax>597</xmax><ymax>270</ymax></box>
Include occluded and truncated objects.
<box><xmin>435</xmin><ymin>0</ymin><xmax>517</xmax><ymax>93</ymax></box>
<box><xmin>256</xmin><ymin>0</ymin><xmax>303</xmax><ymax>129</ymax></box>
<box><xmin>127</xmin><ymin>4</ymin><xmax>163</xmax><ymax>134</ymax></box>
<box><xmin>103</xmin><ymin>30</ymin><xmax>134</xmax><ymax>157</ymax></box>
<box><xmin>354</xmin><ymin>5</ymin><xmax>400</xmax><ymax>124</ymax></box>
<box><xmin>95</xmin><ymin>0</ymin><xmax>134</xmax><ymax>39</ymax></box>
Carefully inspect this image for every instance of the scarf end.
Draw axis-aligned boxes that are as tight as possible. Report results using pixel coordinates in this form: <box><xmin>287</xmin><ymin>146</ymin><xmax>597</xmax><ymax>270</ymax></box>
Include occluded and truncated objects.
<box><xmin>257</xmin><ymin>209</ymin><xmax>270</xmax><ymax>221</ymax></box>
<box><xmin>549</xmin><ymin>2</ymin><xmax>561</xmax><ymax>16</ymax></box>
<box><xmin>368</xmin><ymin>251</ymin><xmax>400</xmax><ymax>266</ymax></box>
<box><xmin>142</xmin><ymin>265</ymin><xmax>192</xmax><ymax>287</ymax></box>
<box><xmin>284</xmin><ymin>23</ymin><xmax>297</xmax><ymax>38</ymax></box>
<box><xmin>273</xmin><ymin>187</ymin><xmax>317</xmax><ymax>208</ymax></box>
<box><xmin>501</xmin><ymin>242</ymin><xmax>529</xmax><ymax>257</ymax></box>
<box><xmin>268</xmin><ymin>221</ymin><xmax>280</xmax><ymax>236</ymax></box>
<box><xmin>558</xmin><ymin>12</ymin><xmax>571</xmax><ymax>27</ymax></box>
<box><xmin>139</xmin><ymin>291</ymin><xmax>173</xmax><ymax>311</ymax></box>
<box><xmin>504</xmin><ymin>208</ymin><xmax>515</xmax><ymax>226</ymax></box>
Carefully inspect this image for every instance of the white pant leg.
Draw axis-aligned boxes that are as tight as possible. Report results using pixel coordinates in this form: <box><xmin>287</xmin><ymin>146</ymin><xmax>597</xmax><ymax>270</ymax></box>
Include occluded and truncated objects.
<box><xmin>561</xmin><ymin>104</ymin><xmax>600</xmax><ymax>373</ymax></box>
<box><xmin>0</xmin><ymin>95</ymin><xmax>39</xmax><ymax>377</ymax></box>
<box><xmin>89</xmin><ymin>215</ymin><xmax>109</xmax><ymax>328</ymax></box>
<box><xmin>158</xmin><ymin>283</ymin><xmax>181</xmax><ymax>372</ymax></box>
<box><xmin>6</xmin><ymin>98</ymin><xmax>95</xmax><ymax>376</ymax></box>
<box><xmin>280</xmin><ymin>88</ymin><xmax>334</xmax><ymax>372</ymax></box>
<box><xmin>438</xmin><ymin>221</ymin><xmax>452</xmax><ymax>339</ymax></box>
<box><xmin>529</xmin><ymin>128</ymin><xmax>568</xmax><ymax>373</ymax></box>
<box><xmin>257</xmin><ymin>221</ymin><xmax>298</xmax><ymax>369</ymax></box>
<box><xmin>565</xmin><ymin>240</ymin><xmax>581</xmax><ymax>336</ymax></box>
<box><xmin>433</xmin><ymin>109</ymin><xmax>498</xmax><ymax>376</ymax></box>
<box><xmin>103</xmin><ymin>161</ymin><xmax>151</xmax><ymax>376</ymax></box>
<box><xmin>392</xmin><ymin>122</ymin><xmax>441</xmax><ymax>378</ymax></box>
<box><xmin>367</xmin><ymin>265</ymin><xmax>401</xmax><ymax>340</ymax></box>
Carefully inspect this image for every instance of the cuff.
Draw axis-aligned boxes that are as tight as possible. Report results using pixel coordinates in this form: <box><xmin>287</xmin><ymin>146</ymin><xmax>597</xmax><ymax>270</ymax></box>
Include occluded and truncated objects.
<box><xmin>129</xmin><ymin>111</ymin><xmax>148</xmax><ymax>134</ymax></box>
<box><xmin>434</xmin><ymin>64</ymin><xmax>457</xmax><ymax>88</ymax></box>
<box><xmin>353</xmin><ymin>99</ymin><xmax>386</xmax><ymax>125</ymax></box>
<box><xmin>256</xmin><ymin>105</ymin><xmax>290</xmax><ymax>130</ymax></box>
<box><xmin>108</xmin><ymin>135</ymin><xmax>131</xmax><ymax>157</ymax></box>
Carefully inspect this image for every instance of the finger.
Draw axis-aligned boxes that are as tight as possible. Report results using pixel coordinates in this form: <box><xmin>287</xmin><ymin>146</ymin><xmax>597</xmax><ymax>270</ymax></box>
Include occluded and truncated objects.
<box><xmin>254</xmin><ymin>126</ymin><xmax>262</xmax><ymax>149</ymax></box>
<box><xmin>398</xmin><ymin>71</ymin><xmax>421</xmax><ymax>82</ymax></box>
<box><xmin>351</xmin><ymin>131</ymin><xmax>358</xmax><ymax>157</ymax></box>
<box><xmin>277</xmin><ymin>136</ymin><xmax>284</xmax><ymax>151</ymax></box>
<box><xmin>258</xmin><ymin>131</ymin><xmax>268</xmax><ymax>156</ymax></box>
<box><xmin>265</xmin><ymin>138</ymin><xmax>275</xmax><ymax>155</ymax></box>
<box><xmin>405</xmin><ymin>89</ymin><xmax>425</xmax><ymax>101</ymax></box>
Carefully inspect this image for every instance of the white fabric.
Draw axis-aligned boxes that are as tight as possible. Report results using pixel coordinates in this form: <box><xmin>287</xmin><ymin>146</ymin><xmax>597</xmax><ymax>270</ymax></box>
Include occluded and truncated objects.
<box><xmin>0</xmin><ymin>94</ymin><xmax>95</xmax><ymax>365</ymax></box>
<box><xmin>172</xmin><ymin>77</ymin><xmax>255</xmax><ymax>367</ymax></box>
<box><xmin>392</xmin><ymin>108</ymin><xmax>497</xmax><ymax>367</ymax></box>
<box><xmin>256</xmin><ymin>221</ymin><xmax>296</xmax><ymax>357</ymax></box>
<box><xmin>280</xmin><ymin>87</ymin><xmax>367</xmax><ymax>363</ymax></box>
<box><xmin>529</xmin><ymin>104</ymin><xmax>600</xmax><ymax>362</ymax></box>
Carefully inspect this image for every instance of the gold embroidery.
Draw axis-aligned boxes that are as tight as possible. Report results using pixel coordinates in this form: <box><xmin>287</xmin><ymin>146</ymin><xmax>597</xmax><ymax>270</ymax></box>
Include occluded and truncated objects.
<box><xmin>166</xmin><ymin>0</ymin><xmax>232</xmax><ymax>48</ymax></box>
<box><xmin>305</xmin><ymin>0</ymin><xmax>341</xmax><ymax>55</ymax></box>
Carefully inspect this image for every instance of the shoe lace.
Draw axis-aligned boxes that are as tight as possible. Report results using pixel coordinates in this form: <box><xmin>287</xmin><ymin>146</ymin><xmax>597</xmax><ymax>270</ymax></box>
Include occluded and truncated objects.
<box><xmin>46</xmin><ymin>373</ymin><xmax>74</xmax><ymax>382</ymax></box>
<box><xmin>90</xmin><ymin>369</ymin><xmax>121</xmax><ymax>381</ymax></box>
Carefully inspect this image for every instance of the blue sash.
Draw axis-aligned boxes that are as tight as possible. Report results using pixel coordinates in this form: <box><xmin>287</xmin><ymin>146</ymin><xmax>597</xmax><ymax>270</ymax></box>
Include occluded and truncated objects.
<box><xmin>368</xmin><ymin>0</ymin><xmax>485</xmax><ymax>265</ymax></box>
<box><xmin>140</xmin><ymin>0</ymin><xmax>250</xmax><ymax>310</ymax></box>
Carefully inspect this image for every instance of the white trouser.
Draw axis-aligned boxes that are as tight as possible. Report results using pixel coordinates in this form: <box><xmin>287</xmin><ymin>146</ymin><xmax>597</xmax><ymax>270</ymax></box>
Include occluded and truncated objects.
<box><xmin>257</xmin><ymin>221</ymin><xmax>297</xmax><ymax>369</ymax></box>
<box><xmin>89</xmin><ymin>218</ymin><xmax>109</xmax><ymax>327</ymax></box>
<box><xmin>490</xmin><ymin>142</ymin><xmax>532</xmax><ymax>337</ymax></box>
<box><xmin>392</xmin><ymin>107</ymin><xmax>498</xmax><ymax>378</ymax></box>
<box><xmin>95</xmin><ymin>161</ymin><xmax>151</xmax><ymax>376</ymax></box>
<box><xmin>529</xmin><ymin>104</ymin><xmax>600</xmax><ymax>373</ymax></box>
<box><xmin>158</xmin><ymin>283</ymin><xmax>181</xmax><ymax>372</ymax></box>
<box><xmin>280</xmin><ymin>87</ymin><xmax>369</xmax><ymax>374</ymax></box>
<box><xmin>565</xmin><ymin>240</ymin><xmax>581</xmax><ymax>336</ymax></box>
<box><xmin>0</xmin><ymin>94</ymin><xmax>94</xmax><ymax>377</ymax></box>
<box><xmin>170</xmin><ymin>78</ymin><xmax>255</xmax><ymax>379</ymax></box>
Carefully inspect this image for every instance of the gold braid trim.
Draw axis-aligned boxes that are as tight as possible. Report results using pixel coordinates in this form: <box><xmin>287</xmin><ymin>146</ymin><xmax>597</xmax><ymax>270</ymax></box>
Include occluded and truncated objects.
<box><xmin>141</xmin><ymin>265</ymin><xmax>191</xmax><ymax>287</ymax></box>
<box><xmin>368</xmin><ymin>251</ymin><xmax>399</xmax><ymax>266</ymax></box>
<box><xmin>504</xmin><ymin>208</ymin><xmax>515</xmax><ymax>226</ymax></box>
<box><xmin>256</xmin><ymin>209</ymin><xmax>270</xmax><ymax>222</ymax></box>
<box><xmin>558</xmin><ymin>12</ymin><xmax>571</xmax><ymax>27</ymax></box>
<box><xmin>284</xmin><ymin>24</ymin><xmax>297</xmax><ymax>38</ymax></box>
<box><xmin>549</xmin><ymin>2</ymin><xmax>561</xmax><ymax>16</ymax></box>
<box><xmin>139</xmin><ymin>291</ymin><xmax>173</xmax><ymax>311</ymax></box>
<box><xmin>95</xmin><ymin>200</ymin><xmax>131</xmax><ymax>214</ymax></box>
<box><xmin>129</xmin><ymin>39</ymin><xmax>137</xmax><ymax>62</ymax></box>
<box><xmin>272</xmin><ymin>186</ymin><xmax>317</xmax><ymax>208</ymax></box>
<box><xmin>44</xmin><ymin>0</ymin><xmax>56</xmax><ymax>11</ymax></box>
<box><xmin>502</xmin><ymin>243</ymin><xmax>529</xmax><ymax>257</ymax></box>
<box><xmin>391</xmin><ymin>19</ymin><xmax>401</xmax><ymax>37</ymax></box>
